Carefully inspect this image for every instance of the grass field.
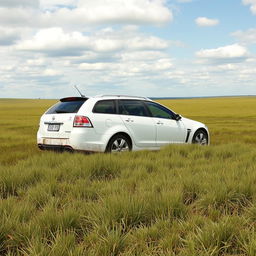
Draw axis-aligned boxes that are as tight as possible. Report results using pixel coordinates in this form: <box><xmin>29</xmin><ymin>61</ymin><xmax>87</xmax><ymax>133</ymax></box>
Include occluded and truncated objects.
<box><xmin>0</xmin><ymin>97</ymin><xmax>255</xmax><ymax>255</ymax></box>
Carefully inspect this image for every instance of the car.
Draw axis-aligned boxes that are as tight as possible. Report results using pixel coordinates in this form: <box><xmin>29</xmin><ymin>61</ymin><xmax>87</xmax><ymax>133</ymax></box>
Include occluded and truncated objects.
<box><xmin>37</xmin><ymin>95</ymin><xmax>210</xmax><ymax>153</ymax></box>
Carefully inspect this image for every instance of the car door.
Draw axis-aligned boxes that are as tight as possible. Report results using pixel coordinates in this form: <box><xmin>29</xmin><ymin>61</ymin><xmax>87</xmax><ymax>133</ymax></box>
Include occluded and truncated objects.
<box><xmin>118</xmin><ymin>99</ymin><xmax>156</xmax><ymax>148</ymax></box>
<box><xmin>144</xmin><ymin>101</ymin><xmax>186</xmax><ymax>146</ymax></box>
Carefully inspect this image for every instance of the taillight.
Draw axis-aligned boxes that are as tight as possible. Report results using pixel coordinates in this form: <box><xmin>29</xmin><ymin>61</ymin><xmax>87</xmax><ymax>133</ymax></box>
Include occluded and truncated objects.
<box><xmin>73</xmin><ymin>116</ymin><xmax>93</xmax><ymax>127</ymax></box>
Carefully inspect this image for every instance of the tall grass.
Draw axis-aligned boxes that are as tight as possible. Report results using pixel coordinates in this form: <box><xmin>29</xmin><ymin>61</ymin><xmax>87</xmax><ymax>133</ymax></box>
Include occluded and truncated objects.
<box><xmin>0</xmin><ymin>97</ymin><xmax>255</xmax><ymax>255</ymax></box>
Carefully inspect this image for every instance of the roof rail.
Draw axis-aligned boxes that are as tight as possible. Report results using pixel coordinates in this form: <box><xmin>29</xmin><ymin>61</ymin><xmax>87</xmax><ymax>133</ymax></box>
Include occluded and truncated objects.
<box><xmin>98</xmin><ymin>95</ymin><xmax>151</xmax><ymax>100</ymax></box>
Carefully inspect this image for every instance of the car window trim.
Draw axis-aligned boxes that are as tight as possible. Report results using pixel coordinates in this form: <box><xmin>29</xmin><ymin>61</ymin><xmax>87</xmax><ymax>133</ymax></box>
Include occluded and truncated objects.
<box><xmin>92</xmin><ymin>99</ymin><xmax>117</xmax><ymax>114</ymax></box>
<box><xmin>117</xmin><ymin>99</ymin><xmax>151</xmax><ymax>117</ymax></box>
<box><xmin>144</xmin><ymin>101</ymin><xmax>175</xmax><ymax>120</ymax></box>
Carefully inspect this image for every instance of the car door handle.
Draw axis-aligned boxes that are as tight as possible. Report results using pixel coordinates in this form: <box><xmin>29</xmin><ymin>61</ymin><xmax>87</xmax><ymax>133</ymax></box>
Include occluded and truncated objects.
<box><xmin>125</xmin><ymin>118</ymin><xmax>134</xmax><ymax>122</ymax></box>
<box><xmin>157</xmin><ymin>121</ymin><xmax>163</xmax><ymax>125</ymax></box>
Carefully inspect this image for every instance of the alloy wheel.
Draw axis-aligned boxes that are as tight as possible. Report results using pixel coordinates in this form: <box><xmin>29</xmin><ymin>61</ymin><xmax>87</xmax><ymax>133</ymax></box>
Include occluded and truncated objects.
<box><xmin>193</xmin><ymin>131</ymin><xmax>208</xmax><ymax>145</ymax></box>
<box><xmin>111</xmin><ymin>138</ymin><xmax>130</xmax><ymax>152</ymax></box>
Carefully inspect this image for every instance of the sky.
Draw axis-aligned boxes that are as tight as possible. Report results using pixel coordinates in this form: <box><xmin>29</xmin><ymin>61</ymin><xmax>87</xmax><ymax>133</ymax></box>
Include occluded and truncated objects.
<box><xmin>0</xmin><ymin>0</ymin><xmax>256</xmax><ymax>98</ymax></box>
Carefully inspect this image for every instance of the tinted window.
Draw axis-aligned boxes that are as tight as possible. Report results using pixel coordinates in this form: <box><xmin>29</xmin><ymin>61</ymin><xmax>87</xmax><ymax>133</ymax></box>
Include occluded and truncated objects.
<box><xmin>46</xmin><ymin>100</ymin><xmax>86</xmax><ymax>114</ymax></box>
<box><xmin>93</xmin><ymin>100</ymin><xmax>116</xmax><ymax>114</ymax></box>
<box><xmin>119</xmin><ymin>100</ymin><xmax>149</xmax><ymax>117</ymax></box>
<box><xmin>145</xmin><ymin>102</ymin><xmax>174</xmax><ymax>119</ymax></box>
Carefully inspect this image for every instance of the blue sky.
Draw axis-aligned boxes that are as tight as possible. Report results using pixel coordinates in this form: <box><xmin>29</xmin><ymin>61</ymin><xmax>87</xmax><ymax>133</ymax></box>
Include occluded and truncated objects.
<box><xmin>0</xmin><ymin>0</ymin><xmax>256</xmax><ymax>98</ymax></box>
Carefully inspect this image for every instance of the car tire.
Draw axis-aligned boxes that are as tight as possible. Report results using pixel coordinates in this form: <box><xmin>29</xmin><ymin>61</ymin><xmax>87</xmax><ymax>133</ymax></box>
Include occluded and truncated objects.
<box><xmin>192</xmin><ymin>129</ymin><xmax>208</xmax><ymax>145</ymax></box>
<box><xmin>106</xmin><ymin>134</ymin><xmax>132</xmax><ymax>153</ymax></box>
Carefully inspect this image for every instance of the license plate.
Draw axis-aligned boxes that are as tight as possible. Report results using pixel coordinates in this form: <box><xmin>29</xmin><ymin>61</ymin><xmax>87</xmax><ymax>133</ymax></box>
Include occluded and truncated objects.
<box><xmin>48</xmin><ymin>124</ymin><xmax>60</xmax><ymax>132</ymax></box>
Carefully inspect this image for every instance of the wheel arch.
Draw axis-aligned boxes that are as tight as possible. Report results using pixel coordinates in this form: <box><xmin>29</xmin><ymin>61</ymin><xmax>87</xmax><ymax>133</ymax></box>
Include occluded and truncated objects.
<box><xmin>105</xmin><ymin>132</ymin><xmax>133</xmax><ymax>152</ymax></box>
<box><xmin>191</xmin><ymin>127</ymin><xmax>210</xmax><ymax>144</ymax></box>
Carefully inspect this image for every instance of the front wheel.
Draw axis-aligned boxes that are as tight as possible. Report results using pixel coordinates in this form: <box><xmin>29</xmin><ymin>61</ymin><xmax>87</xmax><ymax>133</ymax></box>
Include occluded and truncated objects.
<box><xmin>192</xmin><ymin>130</ymin><xmax>208</xmax><ymax>145</ymax></box>
<box><xmin>106</xmin><ymin>134</ymin><xmax>132</xmax><ymax>153</ymax></box>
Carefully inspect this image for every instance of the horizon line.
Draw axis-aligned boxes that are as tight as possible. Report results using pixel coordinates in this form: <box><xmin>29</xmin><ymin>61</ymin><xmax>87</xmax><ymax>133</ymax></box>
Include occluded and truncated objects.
<box><xmin>0</xmin><ymin>94</ymin><xmax>255</xmax><ymax>100</ymax></box>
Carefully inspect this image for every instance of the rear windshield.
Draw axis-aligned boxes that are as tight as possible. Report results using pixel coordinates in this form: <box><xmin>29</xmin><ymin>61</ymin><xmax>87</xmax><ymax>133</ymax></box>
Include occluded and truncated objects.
<box><xmin>46</xmin><ymin>100</ymin><xmax>86</xmax><ymax>114</ymax></box>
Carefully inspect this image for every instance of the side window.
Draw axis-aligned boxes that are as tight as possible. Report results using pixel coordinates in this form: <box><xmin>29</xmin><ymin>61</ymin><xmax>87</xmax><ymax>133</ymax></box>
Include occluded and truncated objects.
<box><xmin>145</xmin><ymin>102</ymin><xmax>174</xmax><ymax>119</ymax></box>
<box><xmin>93</xmin><ymin>100</ymin><xmax>116</xmax><ymax>114</ymax></box>
<box><xmin>118</xmin><ymin>100</ymin><xmax>149</xmax><ymax>117</ymax></box>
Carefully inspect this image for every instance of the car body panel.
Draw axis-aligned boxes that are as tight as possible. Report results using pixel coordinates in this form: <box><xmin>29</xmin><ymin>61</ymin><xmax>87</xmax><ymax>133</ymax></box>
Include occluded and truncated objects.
<box><xmin>119</xmin><ymin>115</ymin><xmax>156</xmax><ymax>148</ymax></box>
<box><xmin>152</xmin><ymin>118</ymin><xmax>187</xmax><ymax>146</ymax></box>
<box><xmin>39</xmin><ymin>113</ymin><xmax>75</xmax><ymax>139</ymax></box>
<box><xmin>180</xmin><ymin>117</ymin><xmax>210</xmax><ymax>143</ymax></box>
<box><xmin>37</xmin><ymin>95</ymin><xmax>210</xmax><ymax>152</ymax></box>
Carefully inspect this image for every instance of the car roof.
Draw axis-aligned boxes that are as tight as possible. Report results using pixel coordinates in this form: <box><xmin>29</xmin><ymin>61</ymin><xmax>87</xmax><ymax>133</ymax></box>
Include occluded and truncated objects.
<box><xmin>59</xmin><ymin>95</ymin><xmax>153</xmax><ymax>102</ymax></box>
<box><xmin>92</xmin><ymin>95</ymin><xmax>152</xmax><ymax>101</ymax></box>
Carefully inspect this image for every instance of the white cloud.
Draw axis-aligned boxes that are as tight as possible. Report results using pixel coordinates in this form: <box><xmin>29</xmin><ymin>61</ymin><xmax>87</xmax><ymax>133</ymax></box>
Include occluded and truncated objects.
<box><xmin>121</xmin><ymin>51</ymin><xmax>166</xmax><ymax>61</ymax></box>
<box><xmin>196</xmin><ymin>44</ymin><xmax>248</xmax><ymax>61</ymax></box>
<box><xmin>0</xmin><ymin>7</ymin><xmax>43</xmax><ymax>28</ymax></box>
<box><xmin>232</xmin><ymin>28</ymin><xmax>256</xmax><ymax>45</ymax></box>
<box><xmin>0</xmin><ymin>0</ymin><xmax>255</xmax><ymax>98</ymax></box>
<box><xmin>26</xmin><ymin>58</ymin><xmax>46</xmax><ymax>66</ymax></box>
<box><xmin>127</xmin><ymin>36</ymin><xmax>169</xmax><ymax>50</ymax></box>
<box><xmin>79</xmin><ymin>62</ymin><xmax>113</xmax><ymax>71</ymax></box>
<box><xmin>195</xmin><ymin>17</ymin><xmax>219</xmax><ymax>27</ymax></box>
<box><xmin>0</xmin><ymin>0</ymin><xmax>39</xmax><ymax>8</ymax></box>
<box><xmin>16</xmin><ymin>28</ymin><xmax>90</xmax><ymax>55</ymax></box>
<box><xmin>0</xmin><ymin>27</ymin><xmax>20</xmax><ymax>45</ymax></box>
<box><xmin>16</xmin><ymin>27</ymin><xmax>169</xmax><ymax>56</ymax></box>
<box><xmin>3</xmin><ymin>24</ymin><xmax>175</xmax><ymax>97</ymax></box>
<box><xmin>243</xmin><ymin>0</ymin><xmax>256</xmax><ymax>14</ymax></box>
<box><xmin>42</xmin><ymin>0</ymin><xmax>172</xmax><ymax>26</ymax></box>
<box><xmin>40</xmin><ymin>0</ymin><xmax>78</xmax><ymax>9</ymax></box>
<box><xmin>79</xmin><ymin>58</ymin><xmax>172</xmax><ymax>74</ymax></box>
<box><xmin>0</xmin><ymin>0</ymin><xmax>172</xmax><ymax>29</ymax></box>
<box><xmin>43</xmin><ymin>68</ymin><xmax>62</xmax><ymax>76</ymax></box>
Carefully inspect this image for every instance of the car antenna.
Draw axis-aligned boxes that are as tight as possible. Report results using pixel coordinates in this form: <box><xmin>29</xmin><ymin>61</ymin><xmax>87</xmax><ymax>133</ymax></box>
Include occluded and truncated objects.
<box><xmin>74</xmin><ymin>85</ymin><xmax>85</xmax><ymax>98</ymax></box>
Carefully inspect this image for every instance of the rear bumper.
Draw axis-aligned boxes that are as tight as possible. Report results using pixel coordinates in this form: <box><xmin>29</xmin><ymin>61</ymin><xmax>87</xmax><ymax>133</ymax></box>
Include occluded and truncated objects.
<box><xmin>37</xmin><ymin>127</ymin><xmax>107</xmax><ymax>152</ymax></box>
<box><xmin>38</xmin><ymin>144</ymin><xmax>74</xmax><ymax>152</ymax></box>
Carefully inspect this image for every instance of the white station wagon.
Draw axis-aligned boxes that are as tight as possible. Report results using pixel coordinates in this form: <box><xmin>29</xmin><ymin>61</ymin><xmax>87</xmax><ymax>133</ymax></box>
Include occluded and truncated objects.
<box><xmin>37</xmin><ymin>95</ymin><xmax>209</xmax><ymax>153</ymax></box>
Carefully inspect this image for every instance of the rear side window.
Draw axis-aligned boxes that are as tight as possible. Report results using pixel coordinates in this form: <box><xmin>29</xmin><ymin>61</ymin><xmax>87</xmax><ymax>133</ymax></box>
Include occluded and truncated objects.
<box><xmin>93</xmin><ymin>100</ymin><xmax>116</xmax><ymax>114</ymax></box>
<box><xmin>46</xmin><ymin>100</ymin><xmax>86</xmax><ymax>114</ymax></box>
<box><xmin>118</xmin><ymin>100</ymin><xmax>149</xmax><ymax>117</ymax></box>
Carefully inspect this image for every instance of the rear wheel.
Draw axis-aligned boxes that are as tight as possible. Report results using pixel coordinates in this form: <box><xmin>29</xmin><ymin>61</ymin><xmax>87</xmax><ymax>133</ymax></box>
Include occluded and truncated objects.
<box><xmin>106</xmin><ymin>134</ymin><xmax>132</xmax><ymax>153</ymax></box>
<box><xmin>192</xmin><ymin>129</ymin><xmax>208</xmax><ymax>145</ymax></box>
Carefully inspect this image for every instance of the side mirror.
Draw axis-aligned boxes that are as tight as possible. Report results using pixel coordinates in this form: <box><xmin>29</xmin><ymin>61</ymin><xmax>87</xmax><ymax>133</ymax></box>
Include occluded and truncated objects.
<box><xmin>174</xmin><ymin>114</ymin><xmax>182</xmax><ymax>121</ymax></box>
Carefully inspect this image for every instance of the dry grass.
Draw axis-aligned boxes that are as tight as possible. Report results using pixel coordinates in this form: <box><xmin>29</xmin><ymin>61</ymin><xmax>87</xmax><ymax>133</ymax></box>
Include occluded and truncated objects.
<box><xmin>0</xmin><ymin>97</ymin><xmax>255</xmax><ymax>255</ymax></box>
